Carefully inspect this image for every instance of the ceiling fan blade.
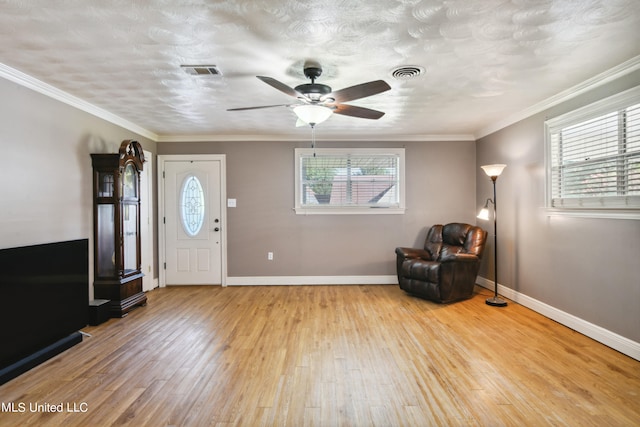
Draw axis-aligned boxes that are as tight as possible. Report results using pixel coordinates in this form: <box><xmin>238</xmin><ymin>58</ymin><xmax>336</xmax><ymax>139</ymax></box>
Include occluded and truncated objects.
<box><xmin>324</xmin><ymin>80</ymin><xmax>391</xmax><ymax>103</ymax></box>
<box><xmin>333</xmin><ymin>104</ymin><xmax>385</xmax><ymax>120</ymax></box>
<box><xmin>257</xmin><ymin>76</ymin><xmax>303</xmax><ymax>98</ymax></box>
<box><xmin>227</xmin><ymin>104</ymin><xmax>291</xmax><ymax>111</ymax></box>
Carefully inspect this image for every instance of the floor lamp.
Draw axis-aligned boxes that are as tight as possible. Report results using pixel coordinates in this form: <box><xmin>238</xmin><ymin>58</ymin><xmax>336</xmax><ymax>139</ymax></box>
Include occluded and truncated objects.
<box><xmin>477</xmin><ymin>164</ymin><xmax>507</xmax><ymax>307</ymax></box>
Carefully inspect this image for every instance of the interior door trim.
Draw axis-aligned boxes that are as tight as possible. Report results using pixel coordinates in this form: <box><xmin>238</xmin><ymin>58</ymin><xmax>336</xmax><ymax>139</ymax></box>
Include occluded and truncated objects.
<box><xmin>158</xmin><ymin>154</ymin><xmax>227</xmax><ymax>287</ymax></box>
<box><xmin>141</xmin><ymin>149</ymin><xmax>157</xmax><ymax>291</ymax></box>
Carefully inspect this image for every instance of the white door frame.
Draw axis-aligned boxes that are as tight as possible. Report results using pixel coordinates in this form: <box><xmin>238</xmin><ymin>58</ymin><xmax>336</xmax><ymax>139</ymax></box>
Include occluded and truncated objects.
<box><xmin>158</xmin><ymin>154</ymin><xmax>227</xmax><ymax>287</ymax></box>
<box><xmin>141</xmin><ymin>150</ymin><xmax>157</xmax><ymax>291</ymax></box>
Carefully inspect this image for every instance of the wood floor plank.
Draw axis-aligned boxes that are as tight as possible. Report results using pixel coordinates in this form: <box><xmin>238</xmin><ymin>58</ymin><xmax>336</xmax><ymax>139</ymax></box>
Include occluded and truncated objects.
<box><xmin>0</xmin><ymin>284</ymin><xmax>639</xmax><ymax>426</ymax></box>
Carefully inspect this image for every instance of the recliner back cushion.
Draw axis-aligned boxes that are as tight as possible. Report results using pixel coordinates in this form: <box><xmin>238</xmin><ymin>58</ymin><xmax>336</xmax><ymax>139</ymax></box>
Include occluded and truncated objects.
<box><xmin>464</xmin><ymin>227</ymin><xmax>487</xmax><ymax>258</ymax></box>
<box><xmin>442</xmin><ymin>223</ymin><xmax>472</xmax><ymax>246</ymax></box>
<box><xmin>424</xmin><ymin>223</ymin><xmax>485</xmax><ymax>261</ymax></box>
<box><xmin>424</xmin><ymin>224</ymin><xmax>443</xmax><ymax>259</ymax></box>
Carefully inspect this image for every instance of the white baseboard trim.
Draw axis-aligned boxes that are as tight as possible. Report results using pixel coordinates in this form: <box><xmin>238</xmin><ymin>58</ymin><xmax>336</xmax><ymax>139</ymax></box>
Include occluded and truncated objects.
<box><xmin>146</xmin><ymin>277</ymin><xmax>159</xmax><ymax>292</ymax></box>
<box><xmin>476</xmin><ymin>277</ymin><xmax>640</xmax><ymax>361</ymax></box>
<box><xmin>226</xmin><ymin>275</ymin><xmax>398</xmax><ymax>286</ymax></box>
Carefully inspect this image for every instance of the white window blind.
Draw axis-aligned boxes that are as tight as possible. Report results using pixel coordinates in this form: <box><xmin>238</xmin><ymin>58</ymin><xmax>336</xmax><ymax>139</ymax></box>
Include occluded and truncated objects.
<box><xmin>294</xmin><ymin>148</ymin><xmax>405</xmax><ymax>214</ymax></box>
<box><xmin>546</xmin><ymin>86</ymin><xmax>640</xmax><ymax>210</ymax></box>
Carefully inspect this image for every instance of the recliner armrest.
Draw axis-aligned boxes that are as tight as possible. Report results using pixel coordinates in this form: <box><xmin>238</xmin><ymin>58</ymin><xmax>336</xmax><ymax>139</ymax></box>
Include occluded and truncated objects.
<box><xmin>439</xmin><ymin>253</ymin><xmax>479</xmax><ymax>263</ymax></box>
<box><xmin>395</xmin><ymin>247</ymin><xmax>432</xmax><ymax>260</ymax></box>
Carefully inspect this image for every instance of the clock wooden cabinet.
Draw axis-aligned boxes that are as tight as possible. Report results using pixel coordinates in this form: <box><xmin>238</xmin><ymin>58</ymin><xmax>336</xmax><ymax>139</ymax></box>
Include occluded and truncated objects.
<box><xmin>91</xmin><ymin>140</ymin><xmax>147</xmax><ymax>317</ymax></box>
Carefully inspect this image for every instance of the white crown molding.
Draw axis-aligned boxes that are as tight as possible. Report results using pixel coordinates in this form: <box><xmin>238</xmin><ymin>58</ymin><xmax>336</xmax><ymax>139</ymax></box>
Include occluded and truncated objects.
<box><xmin>0</xmin><ymin>62</ymin><xmax>158</xmax><ymax>141</ymax></box>
<box><xmin>226</xmin><ymin>275</ymin><xmax>398</xmax><ymax>286</ymax></box>
<box><xmin>476</xmin><ymin>55</ymin><xmax>640</xmax><ymax>139</ymax></box>
<box><xmin>476</xmin><ymin>277</ymin><xmax>640</xmax><ymax>361</ymax></box>
<box><xmin>154</xmin><ymin>133</ymin><xmax>476</xmax><ymax>143</ymax></box>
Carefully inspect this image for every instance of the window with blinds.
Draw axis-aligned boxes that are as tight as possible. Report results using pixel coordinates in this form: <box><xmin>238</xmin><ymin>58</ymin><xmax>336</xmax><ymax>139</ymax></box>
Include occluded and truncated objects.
<box><xmin>294</xmin><ymin>148</ymin><xmax>405</xmax><ymax>214</ymax></box>
<box><xmin>546</xmin><ymin>86</ymin><xmax>640</xmax><ymax>211</ymax></box>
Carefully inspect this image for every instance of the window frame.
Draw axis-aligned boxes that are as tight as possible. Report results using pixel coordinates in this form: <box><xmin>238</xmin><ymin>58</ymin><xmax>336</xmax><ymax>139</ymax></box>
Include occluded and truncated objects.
<box><xmin>294</xmin><ymin>147</ymin><xmax>406</xmax><ymax>215</ymax></box>
<box><xmin>544</xmin><ymin>86</ymin><xmax>640</xmax><ymax>220</ymax></box>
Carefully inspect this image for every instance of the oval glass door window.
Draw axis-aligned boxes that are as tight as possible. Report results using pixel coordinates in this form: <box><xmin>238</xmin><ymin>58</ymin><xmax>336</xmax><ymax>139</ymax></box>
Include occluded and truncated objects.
<box><xmin>180</xmin><ymin>175</ymin><xmax>205</xmax><ymax>237</ymax></box>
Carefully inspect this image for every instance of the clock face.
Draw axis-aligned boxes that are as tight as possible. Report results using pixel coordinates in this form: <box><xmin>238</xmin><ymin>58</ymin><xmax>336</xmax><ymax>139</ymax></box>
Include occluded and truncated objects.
<box><xmin>122</xmin><ymin>164</ymin><xmax>137</xmax><ymax>198</ymax></box>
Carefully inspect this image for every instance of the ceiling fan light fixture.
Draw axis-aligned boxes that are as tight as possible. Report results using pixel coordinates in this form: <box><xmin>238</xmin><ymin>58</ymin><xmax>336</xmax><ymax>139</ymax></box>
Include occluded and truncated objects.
<box><xmin>293</xmin><ymin>104</ymin><xmax>333</xmax><ymax>126</ymax></box>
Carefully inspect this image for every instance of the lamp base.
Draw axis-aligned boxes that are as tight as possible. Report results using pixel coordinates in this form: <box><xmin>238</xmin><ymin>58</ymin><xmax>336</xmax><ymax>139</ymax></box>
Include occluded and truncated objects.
<box><xmin>486</xmin><ymin>297</ymin><xmax>507</xmax><ymax>307</ymax></box>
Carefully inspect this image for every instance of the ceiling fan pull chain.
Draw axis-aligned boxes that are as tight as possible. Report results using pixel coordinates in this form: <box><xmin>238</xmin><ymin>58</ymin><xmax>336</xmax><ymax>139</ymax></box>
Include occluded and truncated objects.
<box><xmin>311</xmin><ymin>124</ymin><xmax>317</xmax><ymax>156</ymax></box>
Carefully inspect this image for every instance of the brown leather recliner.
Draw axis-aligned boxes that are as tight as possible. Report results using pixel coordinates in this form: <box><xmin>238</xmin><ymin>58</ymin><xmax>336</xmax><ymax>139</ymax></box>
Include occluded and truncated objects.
<box><xmin>395</xmin><ymin>223</ymin><xmax>488</xmax><ymax>303</ymax></box>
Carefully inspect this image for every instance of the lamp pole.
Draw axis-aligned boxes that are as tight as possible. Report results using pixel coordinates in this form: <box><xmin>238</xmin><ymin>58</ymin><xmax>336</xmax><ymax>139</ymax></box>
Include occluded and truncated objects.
<box><xmin>479</xmin><ymin>164</ymin><xmax>507</xmax><ymax>307</ymax></box>
<box><xmin>486</xmin><ymin>175</ymin><xmax>506</xmax><ymax>306</ymax></box>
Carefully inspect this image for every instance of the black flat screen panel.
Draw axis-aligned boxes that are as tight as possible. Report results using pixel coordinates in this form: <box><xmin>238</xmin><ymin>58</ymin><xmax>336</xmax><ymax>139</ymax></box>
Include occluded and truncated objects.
<box><xmin>0</xmin><ymin>239</ymin><xmax>89</xmax><ymax>369</ymax></box>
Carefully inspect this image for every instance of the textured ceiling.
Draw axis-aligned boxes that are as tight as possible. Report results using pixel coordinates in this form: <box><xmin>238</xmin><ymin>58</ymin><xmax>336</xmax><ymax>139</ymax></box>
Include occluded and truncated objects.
<box><xmin>0</xmin><ymin>0</ymin><xmax>639</xmax><ymax>141</ymax></box>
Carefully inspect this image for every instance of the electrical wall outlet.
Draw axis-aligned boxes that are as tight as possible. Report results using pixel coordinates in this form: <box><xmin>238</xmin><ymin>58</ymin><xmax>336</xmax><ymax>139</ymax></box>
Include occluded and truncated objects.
<box><xmin>267</xmin><ymin>252</ymin><xmax>274</xmax><ymax>261</ymax></box>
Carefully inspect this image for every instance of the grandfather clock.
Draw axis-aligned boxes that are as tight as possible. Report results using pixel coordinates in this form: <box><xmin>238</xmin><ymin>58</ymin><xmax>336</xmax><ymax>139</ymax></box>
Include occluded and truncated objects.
<box><xmin>91</xmin><ymin>140</ymin><xmax>147</xmax><ymax>317</ymax></box>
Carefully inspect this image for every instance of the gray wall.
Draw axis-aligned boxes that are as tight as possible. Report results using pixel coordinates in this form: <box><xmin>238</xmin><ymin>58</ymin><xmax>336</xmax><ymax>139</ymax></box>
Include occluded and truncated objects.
<box><xmin>158</xmin><ymin>139</ymin><xmax>477</xmax><ymax>277</ymax></box>
<box><xmin>0</xmin><ymin>77</ymin><xmax>156</xmax><ymax>298</ymax></box>
<box><xmin>476</xmin><ymin>70</ymin><xmax>640</xmax><ymax>343</ymax></box>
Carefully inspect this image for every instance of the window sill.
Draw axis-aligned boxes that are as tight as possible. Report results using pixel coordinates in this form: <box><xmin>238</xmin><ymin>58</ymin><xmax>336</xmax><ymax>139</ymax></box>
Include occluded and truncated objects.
<box><xmin>544</xmin><ymin>208</ymin><xmax>640</xmax><ymax>220</ymax></box>
<box><xmin>294</xmin><ymin>206</ymin><xmax>406</xmax><ymax>215</ymax></box>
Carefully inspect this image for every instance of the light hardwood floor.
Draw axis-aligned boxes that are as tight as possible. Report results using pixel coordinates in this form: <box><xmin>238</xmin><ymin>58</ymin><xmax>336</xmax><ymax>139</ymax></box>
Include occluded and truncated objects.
<box><xmin>0</xmin><ymin>285</ymin><xmax>638</xmax><ymax>426</ymax></box>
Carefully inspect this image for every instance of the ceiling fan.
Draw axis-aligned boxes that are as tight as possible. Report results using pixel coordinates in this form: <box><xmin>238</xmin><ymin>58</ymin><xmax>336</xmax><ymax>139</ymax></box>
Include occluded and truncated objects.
<box><xmin>227</xmin><ymin>63</ymin><xmax>391</xmax><ymax>126</ymax></box>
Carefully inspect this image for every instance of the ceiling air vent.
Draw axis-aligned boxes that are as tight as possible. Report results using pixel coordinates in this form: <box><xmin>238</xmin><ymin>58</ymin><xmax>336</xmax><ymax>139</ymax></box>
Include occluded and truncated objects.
<box><xmin>391</xmin><ymin>65</ymin><xmax>425</xmax><ymax>80</ymax></box>
<box><xmin>181</xmin><ymin>65</ymin><xmax>222</xmax><ymax>76</ymax></box>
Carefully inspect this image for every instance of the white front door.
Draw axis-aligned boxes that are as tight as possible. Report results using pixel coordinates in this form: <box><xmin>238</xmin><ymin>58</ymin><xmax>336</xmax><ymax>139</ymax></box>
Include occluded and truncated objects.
<box><xmin>161</xmin><ymin>156</ymin><xmax>225</xmax><ymax>285</ymax></box>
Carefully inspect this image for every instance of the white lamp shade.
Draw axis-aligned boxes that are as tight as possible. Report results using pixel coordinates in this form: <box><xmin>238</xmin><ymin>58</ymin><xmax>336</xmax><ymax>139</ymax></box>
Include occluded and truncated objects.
<box><xmin>477</xmin><ymin>207</ymin><xmax>490</xmax><ymax>220</ymax></box>
<box><xmin>481</xmin><ymin>164</ymin><xmax>506</xmax><ymax>177</ymax></box>
<box><xmin>293</xmin><ymin>105</ymin><xmax>333</xmax><ymax>125</ymax></box>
